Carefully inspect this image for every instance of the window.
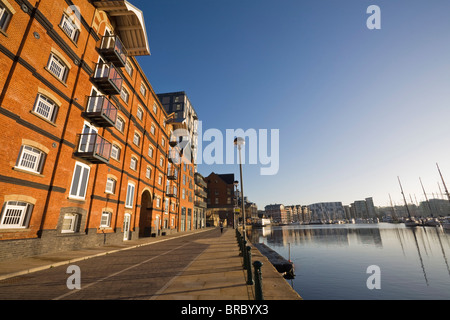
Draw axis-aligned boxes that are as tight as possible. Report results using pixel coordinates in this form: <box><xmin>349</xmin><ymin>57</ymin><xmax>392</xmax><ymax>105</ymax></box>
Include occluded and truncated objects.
<box><xmin>115</xmin><ymin>116</ymin><xmax>125</xmax><ymax>133</ymax></box>
<box><xmin>140</xmin><ymin>83</ymin><xmax>147</xmax><ymax>97</ymax></box>
<box><xmin>60</xmin><ymin>14</ymin><xmax>80</xmax><ymax>43</ymax></box>
<box><xmin>156</xmin><ymin>197</ymin><xmax>161</xmax><ymax>208</ymax></box>
<box><xmin>150</xmin><ymin>124</ymin><xmax>156</xmax><ymax>135</ymax></box>
<box><xmin>146</xmin><ymin>166</ymin><xmax>152</xmax><ymax>179</ymax></box>
<box><xmin>61</xmin><ymin>213</ymin><xmax>79</xmax><ymax>233</ymax></box>
<box><xmin>69</xmin><ymin>162</ymin><xmax>90</xmax><ymax>199</ymax></box>
<box><xmin>159</xmin><ymin>156</ymin><xmax>164</xmax><ymax>167</ymax></box>
<box><xmin>0</xmin><ymin>201</ymin><xmax>33</xmax><ymax>229</ymax></box>
<box><xmin>47</xmin><ymin>53</ymin><xmax>68</xmax><ymax>82</ymax></box>
<box><xmin>182</xmin><ymin>189</ymin><xmax>185</xmax><ymax>200</ymax></box>
<box><xmin>161</xmin><ymin>137</ymin><xmax>165</xmax><ymax>147</ymax></box>
<box><xmin>136</xmin><ymin>107</ymin><xmax>143</xmax><ymax>121</ymax></box>
<box><xmin>105</xmin><ymin>177</ymin><xmax>116</xmax><ymax>194</ymax></box>
<box><xmin>130</xmin><ymin>156</ymin><xmax>137</xmax><ymax>170</ymax></box>
<box><xmin>125</xmin><ymin>60</ymin><xmax>133</xmax><ymax>77</ymax></box>
<box><xmin>0</xmin><ymin>3</ymin><xmax>12</xmax><ymax>33</ymax></box>
<box><xmin>16</xmin><ymin>145</ymin><xmax>46</xmax><ymax>174</ymax></box>
<box><xmin>133</xmin><ymin>132</ymin><xmax>140</xmax><ymax>146</ymax></box>
<box><xmin>100</xmin><ymin>211</ymin><xmax>112</xmax><ymax>228</ymax></box>
<box><xmin>33</xmin><ymin>94</ymin><xmax>59</xmax><ymax>123</ymax></box>
<box><xmin>158</xmin><ymin>174</ymin><xmax>162</xmax><ymax>185</ymax></box>
<box><xmin>125</xmin><ymin>182</ymin><xmax>135</xmax><ymax>208</ymax></box>
<box><xmin>148</xmin><ymin>146</ymin><xmax>154</xmax><ymax>158</ymax></box>
<box><xmin>153</xmin><ymin>103</ymin><xmax>158</xmax><ymax>115</ymax></box>
<box><xmin>111</xmin><ymin>144</ymin><xmax>121</xmax><ymax>161</ymax></box>
<box><xmin>120</xmin><ymin>87</ymin><xmax>129</xmax><ymax>104</ymax></box>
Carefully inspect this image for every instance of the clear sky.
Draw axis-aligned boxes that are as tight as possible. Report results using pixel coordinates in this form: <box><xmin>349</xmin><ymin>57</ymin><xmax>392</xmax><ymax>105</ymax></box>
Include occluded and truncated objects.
<box><xmin>133</xmin><ymin>0</ymin><xmax>450</xmax><ymax>209</ymax></box>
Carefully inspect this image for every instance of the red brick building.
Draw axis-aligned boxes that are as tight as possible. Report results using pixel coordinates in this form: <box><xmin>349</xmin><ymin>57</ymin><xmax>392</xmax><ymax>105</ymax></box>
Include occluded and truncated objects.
<box><xmin>0</xmin><ymin>0</ymin><xmax>196</xmax><ymax>261</ymax></box>
<box><xmin>205</xmin><ymin>172</ymin><xmax>236</xmax><ymax>227</ymax></box>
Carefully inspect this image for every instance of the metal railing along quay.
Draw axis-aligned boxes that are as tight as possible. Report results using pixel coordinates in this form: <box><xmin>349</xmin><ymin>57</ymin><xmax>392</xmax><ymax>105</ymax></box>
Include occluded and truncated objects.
<box><xmin>235</xmin><ymin>228</ymin><xmax>264</xmax><ymax>300</ymax></box>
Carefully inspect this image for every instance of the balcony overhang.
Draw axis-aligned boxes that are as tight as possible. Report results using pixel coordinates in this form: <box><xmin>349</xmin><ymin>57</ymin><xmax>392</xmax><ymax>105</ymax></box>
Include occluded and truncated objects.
<box><xmin>93</xmin><ymin>0</ymin><xmax>150</xmax><ymax>56</ymax></box>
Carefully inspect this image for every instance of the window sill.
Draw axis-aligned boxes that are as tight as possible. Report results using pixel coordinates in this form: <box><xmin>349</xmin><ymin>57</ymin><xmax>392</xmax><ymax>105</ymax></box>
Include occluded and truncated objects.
<box><xmin>30</xmin><ymin>110</ymin><xmax>57</xmax><ymax>127</ymax></box>
<box><xmin>13</xmin><ymin>166</ymin><xmax>44</xmax><ymax>177</ymax></box>
<box><xmin>44</xmin><ymin>67</ymin><xmax>68</xmax><ymax>87</ymax></box>
<box><xmin>0</xmin><ymin>227</ymin><xmax>30</xmax><ymax>232</ymax></box>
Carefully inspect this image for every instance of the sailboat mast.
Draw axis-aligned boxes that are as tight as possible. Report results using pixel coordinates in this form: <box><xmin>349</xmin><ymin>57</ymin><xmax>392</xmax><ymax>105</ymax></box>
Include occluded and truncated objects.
<box><xmin>437</xmin><ymin>163</ymin><xmax>450</xmax><ymax>204</ymax></box>
<box><xmin>389</xmin><ymin>193</ymin><xmax>397</xmax><ymax>220</ymax></box>
<box><xmin>398</xmin><ymin>176</ymin><xmax>412</xmax><ymax>218</ymax></box>
<box><xmin>419</xmin><ymin>177</ymin><xmax>433</xmax><ymax>217</ymax></box>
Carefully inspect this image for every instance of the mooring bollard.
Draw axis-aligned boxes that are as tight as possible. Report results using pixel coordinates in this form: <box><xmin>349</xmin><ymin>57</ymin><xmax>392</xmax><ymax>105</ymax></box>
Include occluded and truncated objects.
<box><xmin>253</xmin><ymin>260</ymin><xmax>264</xmax><ymax>300</ymax></box>
<box><xmin>246</xmin><ymin>246</ymin><xmax>253</xmax><ymax>285</ymax></box>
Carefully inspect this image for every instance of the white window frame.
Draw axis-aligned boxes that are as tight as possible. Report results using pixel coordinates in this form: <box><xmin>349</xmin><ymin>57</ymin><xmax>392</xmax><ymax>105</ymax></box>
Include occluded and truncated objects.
<box><xmin>158</xmin><ymin>174</ymin><xmax>163</xmax><ymax>185</ymax></box>
<box><xmin>60</xmin><ymin>13</ymin><xmax>80</xmax><ymax>43</ymax></box>
<box><xmin>150</xmin><ymin>124</ymin><xmax>155</xmax><ymax>135</ymax></box>
<box><xmin>16</xmin><ymin>145</ymin><xmax>46</xmax><ymax>174</ymax></box>
<box><xmin>100</xmin><ymin>211</ymin><xmax>112</xmax><ymax>228</ymax></box>
<box><xmin>33</xmin><ymin>94</ymin><xmax>58</xmax><ymax>122</ymax></box>
<box><xmin>146</xmin><ymin>166</ymin><xmax>151</xmax><ymax>179</ymax></box>
<box><xmin>0</xmin><ymin>201</ymin><xmax>33</xmax><ymax>229</ymax></box>
<box><xmin>115</xmin><ymin>116</ymin><xmax>125</xmax><ymax>133</ymax></box>
<box><xmin>136</xmin><ymin>107</ymin><xmax>143</xmax><ymax>121</ymax></box>
<box><xmin>159</xmin><ymin>156</ymin><xmax>164</xmax><ymax>167</ymax></box>
<box><xmin>156</xmin><ymin>197</ymin><xmax>161</xmax><ymax>208</ymax></box>
<box><xmin>120</xmin><ymin>86</ymin><xmax>129</xmax><ymax>104</ymax></box>
<box><xmin>47</xmin><ymin>53</ymin><xmax>68</xmax><ymax>82</ymax></box>
<box><xmin>69</xmin><ymin>161</ymin><xmax>91</xmax><ymax>200</ymax></box>
<box><xmin>105</xmin><ymin>177</ymin><xmax>116</xmax><ymax>194</ymax></box>
<box><xmin>161</xmin><ymin>137</ymin><xmax>165</xmax><ymax>147</ymax></box>
<box><xmin>153</xmin><ymin>103</ymin><xmax>158</xmax><ymax>115</ymax></box>
<box><xmin>125</xmin><ymin>182</ymin><xmax>135</xmax><ymax>208</ymax></box>
<box><xmin>111</xmin><ymin>144</ymin><xmax>121</xmax><ymax>161</ymax></box>
<box><xmin>61</xmin><ymin>213</ymin><xmax>79</xmax><ymax>233</ymax></box>
<box><xmin>130</xmin><ymin>156</ymin><xmax>137</xmax><ymax>171</ymax></box>
<box><xmin>125</xmin><ymin>60</ymin><xmax>133</xmax><ymax>77</ymax></box>
<box><xmin>133</xmin><ymin>132</ymin><xmax>140</xmax><ymax>146</ymax></box>
<box><xmin>140</xmin><ymin>83</ymin><xmax>147</xmax><ymax>97</ymax></box>
<box><xmin>0</xmin><ymin>3</ymin><xmax>12</xmax><ymax>32</ymax></box>
<box><xmin>148</xmin><ymin>146</ymin><xmax>154</xmax><ymax>158</ymax></box>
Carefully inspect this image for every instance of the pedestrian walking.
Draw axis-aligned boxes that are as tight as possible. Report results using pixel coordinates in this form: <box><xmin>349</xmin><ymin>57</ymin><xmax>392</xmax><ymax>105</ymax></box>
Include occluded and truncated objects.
<box><xmin>220</xmin><ymin>221</ymin><xmax>224</xmax><ymax>234</ymax></box>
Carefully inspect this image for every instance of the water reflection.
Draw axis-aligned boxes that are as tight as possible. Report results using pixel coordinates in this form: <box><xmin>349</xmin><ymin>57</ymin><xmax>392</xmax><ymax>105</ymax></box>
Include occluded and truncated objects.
<box><xmin>248</xmin><ymin>224</ymin><xmax>450</xmax><ymax>299</ymax></box>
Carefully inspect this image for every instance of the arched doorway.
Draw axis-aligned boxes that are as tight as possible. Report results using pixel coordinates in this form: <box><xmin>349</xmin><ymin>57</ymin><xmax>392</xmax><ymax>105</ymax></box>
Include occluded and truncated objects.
<box><xmin>139</xmin><ymin>190</ymin><xmax>153</xmax><ymax>237</ymax></box>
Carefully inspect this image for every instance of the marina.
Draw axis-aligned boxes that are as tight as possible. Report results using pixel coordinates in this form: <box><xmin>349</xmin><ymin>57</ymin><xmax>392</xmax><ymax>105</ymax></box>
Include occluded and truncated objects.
<box><xmin>248</xmin><ymin>223</ymin><xmax>450</xmax><ymax>300</ymax></box>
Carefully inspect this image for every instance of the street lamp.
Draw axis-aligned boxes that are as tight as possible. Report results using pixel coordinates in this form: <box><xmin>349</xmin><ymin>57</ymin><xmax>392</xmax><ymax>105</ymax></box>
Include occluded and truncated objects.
<box><xmin>233</xmin><ymin>180</ymin><xmax>239</xmax><ymax>229</ymax></box>
<box><xmin>234</xmin><ymin>137</ymin><xmax>246</xmax><ymax>240</ymax></box>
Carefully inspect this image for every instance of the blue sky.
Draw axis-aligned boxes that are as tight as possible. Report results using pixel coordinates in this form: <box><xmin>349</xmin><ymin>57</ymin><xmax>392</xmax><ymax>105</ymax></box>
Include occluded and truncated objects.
<box><xmin>134</xmin><ymin>0</ymin><xmax>450</xmax><ymax>209</ymax></box>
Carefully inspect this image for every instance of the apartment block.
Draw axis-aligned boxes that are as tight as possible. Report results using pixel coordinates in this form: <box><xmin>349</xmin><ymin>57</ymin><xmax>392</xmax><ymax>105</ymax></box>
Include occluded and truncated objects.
<box><xmin>0</xmin><ymin>0</ymin><xmax>199</xmax><ymax>261</ymax></box>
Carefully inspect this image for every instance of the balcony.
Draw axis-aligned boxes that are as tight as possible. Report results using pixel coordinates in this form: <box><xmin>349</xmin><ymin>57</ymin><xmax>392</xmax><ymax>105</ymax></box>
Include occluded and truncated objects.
<box><xmin>83</xmin><ymin>96</ymin><xmax>118</xmax><ymax>127</ymax></box>
<box><xmin>167</xmin><ymin>169</ymin><xmax>178</xmax><ymax>180</ymax></box>
<box><xmin>168</xmin><ymin>148</ymin><xmax>180</xmax><ymax>164</ymax></box>
<box><xmin>74</xmin><ymin>133</ymin><xmax>112</xmax><ymax>164</ymax></box>
<box><xmin>195</xmin><ymin>200</ymin><xmax>207</xmax><ymax>208</ymax></box>
<box><xmin>98</xmin><ymin>35</ymin><xmax>128</xmax><ymax>68</ymax></box>
<box><xmin>195</xmin><ymin>188</ymin><xmax>207</xmax><ymax>198</ymax></box>
<box><xmin>92</xmin><ymin>62</ymin><xmax>123</xmax><ymax>95</ymax></box>
<box><xmin>166</xmin><ymin>186</ymin><xmax>177</xmax><ymax>198</ymax></box>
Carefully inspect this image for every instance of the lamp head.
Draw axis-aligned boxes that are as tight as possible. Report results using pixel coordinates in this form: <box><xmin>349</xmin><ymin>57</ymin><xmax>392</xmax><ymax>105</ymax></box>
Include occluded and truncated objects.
<box><xmin>234</xmin><ymin>137</ymin><xmax>245</xmax><ymax>146</ymax></box>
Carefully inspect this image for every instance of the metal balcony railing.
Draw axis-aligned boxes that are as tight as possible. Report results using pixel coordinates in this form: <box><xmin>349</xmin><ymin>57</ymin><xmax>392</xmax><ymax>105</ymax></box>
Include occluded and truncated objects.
<box><xmin>92</xmin><ymin>62</ymin><xmax>123</xmax><ymax>95</ymax></box>
<box><xmin>74</xmin><ymin>133</ymin><xmax>111</xmax><ymax>164</ymax></box>
<box><xmin>167</xmin><ymin>169</ymin><xmax>178</xmax><ymax>180</ymax></box>
<box><xmin>84</xmin><ymin>96</ymin><xmax>118</xmax><ymax>127</ymax></box>
<box><xmin>99</xmin><ymin>35</ymin><xmax>128</xmax><ymax>68</ymax></box>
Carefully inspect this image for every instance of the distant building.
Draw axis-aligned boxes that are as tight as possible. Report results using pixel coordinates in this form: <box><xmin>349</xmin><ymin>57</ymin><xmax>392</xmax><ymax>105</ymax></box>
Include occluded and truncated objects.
<box><xmin>307</xmin><ymin>202</ymin><xmax>345</xmax><ymax>221</ymax></box>
<box><xmin>265</xmin><ymin>204</ymin><xmax>289</xmax><ymax>224</ymax></box>
<box><xmin>205</xmin><ymin>172</ymin><xmax>236</xmax><ymax>227</ymax></box>
<box><xmin>350</xmin><ymin>197</ymin><xmax>376</xmax><ymax>219</ymax></box>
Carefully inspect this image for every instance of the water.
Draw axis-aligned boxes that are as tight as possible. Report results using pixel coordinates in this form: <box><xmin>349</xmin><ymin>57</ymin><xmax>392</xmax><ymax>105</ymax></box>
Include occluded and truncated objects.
<box><xmin>248</xmin><ymin>223</ymin><xmax>450</xmax><ymax>300</ymax></box>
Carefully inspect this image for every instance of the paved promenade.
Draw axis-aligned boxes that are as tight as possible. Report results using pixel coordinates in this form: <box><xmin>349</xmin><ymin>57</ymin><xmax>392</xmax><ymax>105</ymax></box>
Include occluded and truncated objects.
<box><xmin>0</xmin><ymin>227</ymin><xmax>301</xmax><ymax>300</ymax></box>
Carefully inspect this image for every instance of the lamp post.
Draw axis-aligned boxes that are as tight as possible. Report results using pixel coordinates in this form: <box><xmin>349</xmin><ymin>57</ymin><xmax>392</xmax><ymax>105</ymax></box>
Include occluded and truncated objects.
<box><xmin>234</xmin><ymin>137</ymin><xmax>246</xmax><ymax>240</ymax></box>
<box><xmin>233</xmin><ymin>180</ymin><xmax>239</xmax><ymax>229</ymax></box>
